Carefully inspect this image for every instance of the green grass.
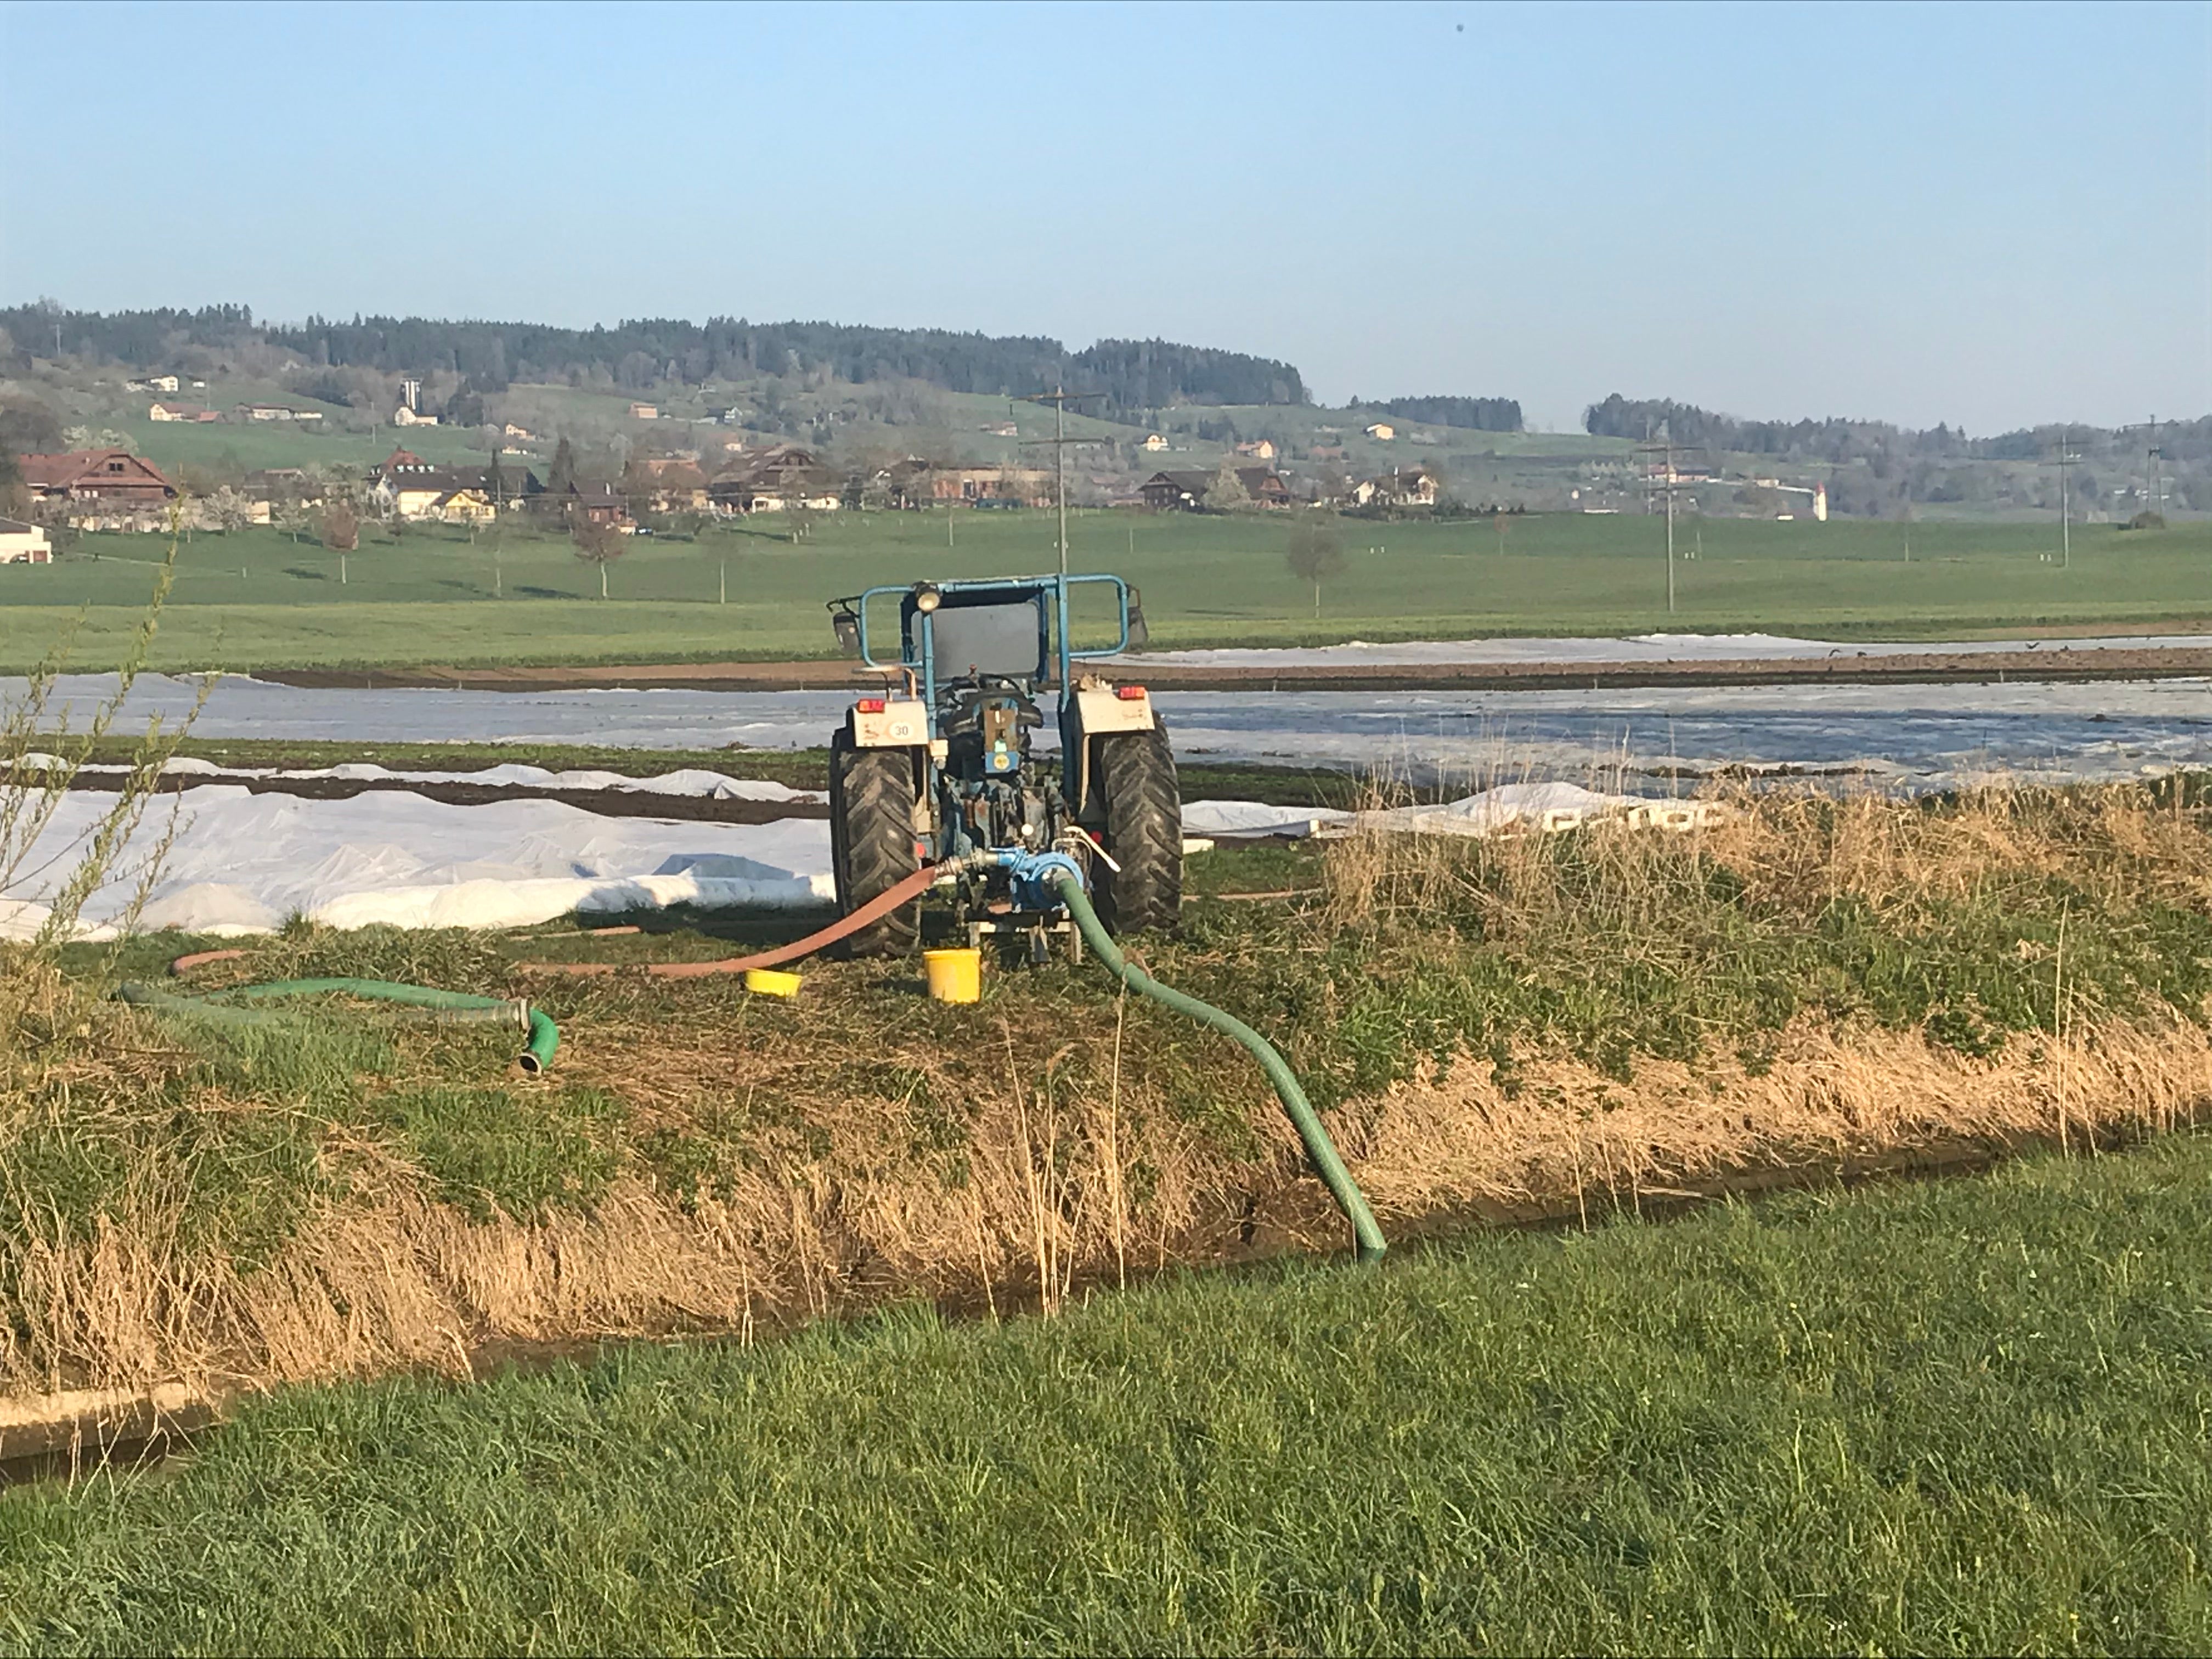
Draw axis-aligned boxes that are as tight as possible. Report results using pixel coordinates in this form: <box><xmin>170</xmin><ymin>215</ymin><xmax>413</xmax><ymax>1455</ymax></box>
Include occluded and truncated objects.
<box><xmin>51</xmin><ymin>785</ymin><xmax>2212</xmax><ymax>1263</ymax></box>
<box><xmin>112</xmin><ymin>415</ymin><xmax>494</xmax><ymax>476</ymax></box>
<box><xmin>3</xmin><ymin>512</ymin><xmax>2206</xmax><ymax>672</ymax></box>
<box><xmin>3</xmin><ymin>1132</ymin><xmax>2208</xmax><ymax>1655</ymax></box>
<box><xmin>74</xmin><ymin>734</ymin><xmax>1365</xmax><ymax>808</ymax></box>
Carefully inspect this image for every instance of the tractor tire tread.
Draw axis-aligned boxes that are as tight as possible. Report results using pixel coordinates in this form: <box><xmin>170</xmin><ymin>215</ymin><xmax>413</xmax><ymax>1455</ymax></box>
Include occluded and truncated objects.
<box><xmin>1093</xmin><ymin>727</ymin><xmax>1181</xmax><ymax>935</ymax></box>
<box><xmin>831</xmin><ymin>736</ymin><xmax>921</xmax><ymax>956</ymax></box>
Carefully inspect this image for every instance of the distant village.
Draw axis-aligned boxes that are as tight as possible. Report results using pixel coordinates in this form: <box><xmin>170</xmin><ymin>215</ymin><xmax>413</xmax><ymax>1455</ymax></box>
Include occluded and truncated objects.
<box><xmin>2</xmin><ymin>376</ymin><xmax>1478</xmax><ymax>545</ymax></box>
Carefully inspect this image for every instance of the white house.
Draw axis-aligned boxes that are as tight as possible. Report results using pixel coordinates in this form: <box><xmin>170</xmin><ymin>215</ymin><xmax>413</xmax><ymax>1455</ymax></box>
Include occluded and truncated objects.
<box><xmin>0</xmin><ymin>518</ymin><xmax>54</xmax><ymax>563</ymax></box>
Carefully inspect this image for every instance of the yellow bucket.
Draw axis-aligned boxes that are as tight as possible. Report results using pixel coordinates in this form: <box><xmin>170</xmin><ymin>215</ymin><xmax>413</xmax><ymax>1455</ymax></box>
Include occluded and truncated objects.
<box><xmin>923</xmin><ymin>947</ymin><xmax>982</xmax><ymax>1004</ymax></box>
<box><xmin>743</xmin><ymin>968</ymin><xmax>803</xmax><ymax>998</ymax></box>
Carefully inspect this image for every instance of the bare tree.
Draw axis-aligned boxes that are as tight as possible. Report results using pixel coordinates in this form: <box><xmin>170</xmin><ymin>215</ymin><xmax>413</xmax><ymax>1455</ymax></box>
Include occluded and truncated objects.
<box><xmin>1285</xmin><ymin>513</ymin><xmax>1346</xmax><ymax>617</ymax></box>
<box><xmin>571</xmin><ymin>509</ymin><xmax>627</xmax><ymax>597</ymax></box>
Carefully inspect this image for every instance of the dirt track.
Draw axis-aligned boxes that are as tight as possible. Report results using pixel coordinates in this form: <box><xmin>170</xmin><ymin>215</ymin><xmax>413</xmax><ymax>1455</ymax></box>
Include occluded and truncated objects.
<box><xmin>261</xmin><ymin>644</ymin><xmax>2212</xmax><ymax>695</ymax></box>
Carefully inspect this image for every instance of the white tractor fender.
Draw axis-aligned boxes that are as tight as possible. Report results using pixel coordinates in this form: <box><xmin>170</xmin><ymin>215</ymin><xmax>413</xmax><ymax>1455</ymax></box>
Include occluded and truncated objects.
<box><xmin>1070</xmin><ymin>683</ymin><xmax>1158</xmax><ymax>737</ymax></box>
<box><xmin>1068</xmin><ymin>683</ymin><xmax>1159</xmax><ymax>814</ymax></box>
<box><xmin>849</xmin><ymin>697</ymin><xmax>930</xmax><ymax>749</ymax></box>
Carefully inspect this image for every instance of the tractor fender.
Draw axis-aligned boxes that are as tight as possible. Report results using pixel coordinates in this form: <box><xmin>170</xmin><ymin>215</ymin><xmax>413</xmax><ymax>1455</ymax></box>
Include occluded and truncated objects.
<box><xmin>848</xmin><ymin>697</ymin><xmax>930</xmax><ymax>748</ymax></box>
<box><xmin>1070</xmin><ymin>683</ymin><xmax>1159</xmax><ymax>738</ymax></box>
<box><xmin>1066</xmin><ymin>684</ymin><xmax>1161</xmax><ymax>818</ymax></box>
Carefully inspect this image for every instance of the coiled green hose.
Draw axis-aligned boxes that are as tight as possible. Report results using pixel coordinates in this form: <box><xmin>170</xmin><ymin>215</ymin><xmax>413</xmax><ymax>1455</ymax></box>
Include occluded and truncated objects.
<box><xmin>117</xmin><ymin>977</ymin><xmax>558</xmax><ymax>1073</ymax></box>
<box><xmin>1051</xmin><ymin>873</ymin><xmax>1385</xmax><ymax>1264</ymax></box>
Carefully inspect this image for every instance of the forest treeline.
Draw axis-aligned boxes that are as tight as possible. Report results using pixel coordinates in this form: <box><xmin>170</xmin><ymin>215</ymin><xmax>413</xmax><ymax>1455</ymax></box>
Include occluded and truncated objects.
<box><xmin>1583</xmin><ymin>392</ymin><xmax>2209</xmax><ymax>467</ymax></box>
<box><xmin>0</xmin><ymin>302</ymin><xmax>1307</xmax><ymax>412</ymax></box>
<box><xmin>1363</xmin><ymin>395</ymin><xmax>1523</xmax><ymax>432</ymax></box>
<box><xmin>1583</xmin><ymin>392</ymin><xmax>2210</xmax><ymax>516</ymax></box>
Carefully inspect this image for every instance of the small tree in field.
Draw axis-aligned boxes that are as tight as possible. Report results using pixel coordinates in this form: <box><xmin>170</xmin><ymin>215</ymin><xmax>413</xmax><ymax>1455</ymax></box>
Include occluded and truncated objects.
<box><xmin>571</xmin><ymin>509</ymin><xmax>626</xmax><ymax>597</ymax></box>
<box><xmin>1208</xmin><ymin>460</ymin><xmax>1251</xmax><ymax>512</ymax></box>
<box><xmin>321</xmin><ymin>501</ymin><xmax>359</xmax><ymax>550</ymax></box>
<box><xmin>206</xmin><ymin>486</ymin><xmax>255</xmax><ymax>533</ymax></box>
<box><xmin>1285</xmin><ymin>513</ymin><xmax>1346</xmax><ymax>618</ymax></box>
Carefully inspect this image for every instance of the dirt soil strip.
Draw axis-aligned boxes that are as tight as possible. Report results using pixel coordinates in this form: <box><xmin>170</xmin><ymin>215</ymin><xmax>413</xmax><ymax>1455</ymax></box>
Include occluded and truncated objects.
<box><xmin>258</xmin><ymin>646</ymin><xmax>2212</xmax><ymax>695</ymax></box>
<box><xmin>57</xmin><ymin>771</ymin><xmax>828</xmax><ymax>823</ymax></box>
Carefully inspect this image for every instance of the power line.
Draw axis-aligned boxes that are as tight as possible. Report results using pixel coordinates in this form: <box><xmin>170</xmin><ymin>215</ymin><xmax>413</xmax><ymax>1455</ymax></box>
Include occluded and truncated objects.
<box><xmin>2038</xmin><ymin>427</ymin><xmax>2079</xmax><ymax>567</ymax></box>
<box><xmin>2123</xmin><ymin>416</ymin><xmax>2166</xmax><ymax>521</ymax></box>
<box><xmin>1635</xmin><ymin>431</ymin><xmax>1699</xmax><ymax>615</ymax></box>
<box><xmin>1018</xmin><ymin>386</ymin><xmax>1105</xmax><ymax>575</ymax></box>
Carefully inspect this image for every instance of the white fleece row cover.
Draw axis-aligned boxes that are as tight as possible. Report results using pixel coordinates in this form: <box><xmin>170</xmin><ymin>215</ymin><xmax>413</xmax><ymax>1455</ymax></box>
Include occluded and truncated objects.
<box><xmin>1181</xmin><ymin>782</ymin><xmax>1650</xmax><ymax>839</ymax></box>
<box><xmin>2</xmin><ymin>780</ymin><xmax>1687</xmax><ymax>940</ymax></box>
<box><xmin>1116</xmin><ymin>631</ymin><xmax>2212</xmax><ymax>669</ymax></box>
<box><xmin>0</xmin><ymin>786</ymin><xmax>834</xmax><ymax>942</ymax></box>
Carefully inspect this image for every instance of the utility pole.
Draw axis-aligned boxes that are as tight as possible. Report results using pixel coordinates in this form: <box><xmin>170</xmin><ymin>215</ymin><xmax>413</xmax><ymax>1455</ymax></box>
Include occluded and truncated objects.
<box><xmin>1020</xmin><ymin>385</ymin><xmax>1105</xmax><ymax>575</ymax></box>
<box><xmin>2120</xmin><ymin>417</ymin><xmax>2166</xmax><ymax>523</ymax></box>
<box><xmin>2055</xmin><ymin>426</ymin><xmax>2075</xmax><ymax>568</ymax></box>
<box><xmin>2150</xmin><ymin>415</ymin><xmax>2164</xmax><ymax>521</ymax></box>
<box><xmin>1635</xmin><ymin>431</ymin><xmax>1684</xmax><ymax>615</ymax></box>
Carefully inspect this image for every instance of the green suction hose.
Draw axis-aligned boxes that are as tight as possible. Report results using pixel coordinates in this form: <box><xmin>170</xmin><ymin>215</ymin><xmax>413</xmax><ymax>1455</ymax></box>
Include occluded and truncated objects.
<box><xmin>118</xmin><ymin>977</ymin><xmax>558</xmax><ymax>1073</ymax></box>
<box><xmin>1051</xmin><ymin>873</ymin><xmax>1385</xmax><ymax>1264</ymax></box>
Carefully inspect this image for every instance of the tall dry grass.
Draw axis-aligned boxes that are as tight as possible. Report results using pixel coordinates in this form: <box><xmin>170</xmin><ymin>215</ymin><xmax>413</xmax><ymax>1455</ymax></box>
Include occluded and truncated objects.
<box><xmin>7</xmin><ymin>771</ymin><xmax>2212</xmax><ymax>1402</ymax></box>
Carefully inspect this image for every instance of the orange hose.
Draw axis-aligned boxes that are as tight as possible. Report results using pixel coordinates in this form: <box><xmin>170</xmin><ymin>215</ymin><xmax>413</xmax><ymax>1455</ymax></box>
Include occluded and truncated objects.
<box><xmin>516</xmin><ymin>864</ymin><xmax>941</xmax><ymax>979</ymax></box>
<box><xmin>170</xmin><ymin>947</ymin><xmax>248</xmax><ymax>977</ymax></box>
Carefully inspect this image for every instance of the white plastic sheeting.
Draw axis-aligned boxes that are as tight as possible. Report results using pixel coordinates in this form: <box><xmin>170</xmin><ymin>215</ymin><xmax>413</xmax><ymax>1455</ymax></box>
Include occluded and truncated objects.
<box><xmin>1159</xmin><ymin>679</ymin><xmax>2212</xmax><ymax>791</ymax></box>
<box><xmin>0</xmin><ymin>786</ymin><xmax>833</xmax><ymax>941</ymax></box>
<box><xmin>1184</xmin><ymin>783</ymin><xmax>1691</xmax><ymax>841</ymax></box>
<box><xmin>1180</xmin><ymin>800</ymin><xmax>1352</xmax><ymax>838</ymax></box>
<box><xmin>1118</xmin><ymin>631</ymin><xmax>2212</xmax><ymax>669</ymax></box>
<box><xmin>0</xmin><ymin>774</ymin><xmax>1713</xmax><ymax>940</ymax></box>
<box><xmin>14</xmin><ymin>672</ymin><xmax>2212</xmax><ymax>789</ymax></box>
<box><xmin>14</xmin><ymin>674</ymin><xmax>855</xmax><ymax>752</ymax></box>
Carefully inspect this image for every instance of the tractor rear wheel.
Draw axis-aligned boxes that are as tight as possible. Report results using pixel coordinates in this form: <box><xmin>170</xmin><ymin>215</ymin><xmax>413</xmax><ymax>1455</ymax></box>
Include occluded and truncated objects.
<box><xmin>1091</xmin><ymin>727</ymin><xmax>1181</xmax><ymax>935</ymax></box>
<box><xmin>830</xmin><ymin>733</ymin><xmax>922</xmax><ymax>956</ymax></box>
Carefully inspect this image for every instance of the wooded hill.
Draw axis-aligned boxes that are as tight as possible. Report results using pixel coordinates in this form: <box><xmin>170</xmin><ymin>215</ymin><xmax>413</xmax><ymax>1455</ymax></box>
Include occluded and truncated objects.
<box><xmin>0</xmin><ymin>304</ymin><xmax>1308</xmax><ymax>414</ymax></box>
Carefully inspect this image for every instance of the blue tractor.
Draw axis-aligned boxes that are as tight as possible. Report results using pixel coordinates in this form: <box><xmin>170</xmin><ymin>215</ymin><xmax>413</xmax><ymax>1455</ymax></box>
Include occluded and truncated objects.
<box><xmin>825</xmin><ymin>573</ymin><xmax>1181</xmax><ymax>957</ymax></box>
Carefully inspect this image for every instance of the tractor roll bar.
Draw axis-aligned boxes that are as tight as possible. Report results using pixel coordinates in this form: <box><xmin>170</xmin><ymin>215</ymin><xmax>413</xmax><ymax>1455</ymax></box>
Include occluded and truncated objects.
<box><xmin>834</xmin><ymin>573</ymin><xmax>1137</xmax><ymax>686</ymax></box>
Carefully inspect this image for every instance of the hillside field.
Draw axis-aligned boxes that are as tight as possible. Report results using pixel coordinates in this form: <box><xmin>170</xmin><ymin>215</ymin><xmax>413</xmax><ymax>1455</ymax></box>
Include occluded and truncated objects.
<box><xmin>1</xmin><ymin>510</ymin><xmax>2206</xmax><ymax>673</ymax></box>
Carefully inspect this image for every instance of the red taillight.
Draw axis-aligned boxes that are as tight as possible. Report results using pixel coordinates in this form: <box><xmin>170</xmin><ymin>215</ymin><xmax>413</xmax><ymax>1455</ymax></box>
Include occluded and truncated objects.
<box><xmin>856</xmin><ymin>697</ymin><xmax>887</xmax><ymax>713</ymax></box>
<box><xmin>1115</xmin><ymin>685</ymin><xmax>1148</xmax><ymax>700</ymax></box>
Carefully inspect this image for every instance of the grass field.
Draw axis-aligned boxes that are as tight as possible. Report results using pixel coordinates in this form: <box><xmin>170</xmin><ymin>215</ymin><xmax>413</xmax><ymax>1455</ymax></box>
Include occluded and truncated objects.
<box><xmin>3</xmin><ymin>511</ymin><xmax>2207</xmax><ymax>673</ymax></box>
<box><xmin>110</xmin><ymin>413</ymin><xmax>494</xmax><ymax>476</ymax></box>
<box><xmin>3</xmin><ymin>1131</ymin><xmax>2207</xmax><ymax>1654</ymax></box>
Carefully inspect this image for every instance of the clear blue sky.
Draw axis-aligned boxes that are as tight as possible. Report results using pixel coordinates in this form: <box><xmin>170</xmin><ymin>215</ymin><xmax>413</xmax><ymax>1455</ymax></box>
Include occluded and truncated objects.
<box><xmin>2</xmin><ymin>0</ymin><xmax>2205</xmax><ymax>432</ymax></box>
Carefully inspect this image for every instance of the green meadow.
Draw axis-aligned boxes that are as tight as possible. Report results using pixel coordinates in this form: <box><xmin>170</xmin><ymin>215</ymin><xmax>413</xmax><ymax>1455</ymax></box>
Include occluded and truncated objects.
<box><xmin>3</xmin><ymin>1133</ymin><xmax>2207</xmax><ymax>1655</ymax></box>
<box><xmin>2</xmin><ymin>510</ymin><xmax>2205</xmax><ymax>672</ymax></box>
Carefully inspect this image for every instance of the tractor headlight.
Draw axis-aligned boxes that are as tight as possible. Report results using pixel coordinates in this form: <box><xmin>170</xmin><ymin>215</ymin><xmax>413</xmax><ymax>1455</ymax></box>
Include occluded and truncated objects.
<box><xmin>912</xmin><ymin>582</ymin><xmax>942</xmax><ymax>614</ymax></box>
